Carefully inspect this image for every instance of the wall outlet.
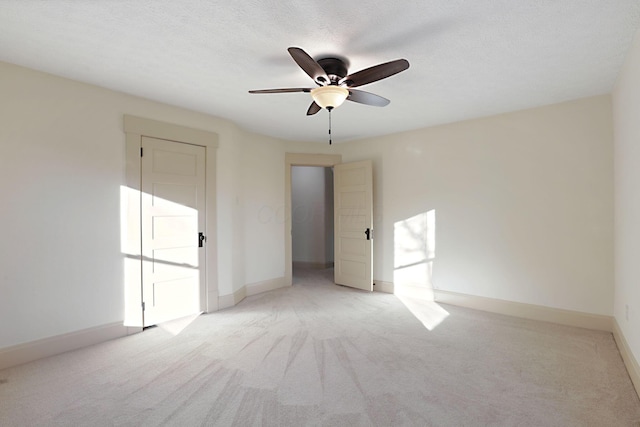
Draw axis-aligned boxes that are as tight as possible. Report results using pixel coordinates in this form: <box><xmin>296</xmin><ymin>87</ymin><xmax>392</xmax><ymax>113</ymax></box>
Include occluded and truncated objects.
<box><xmin>625</xmin><ymin>304</ymin><xmax>629</xmax><ymax>321</ymax></box>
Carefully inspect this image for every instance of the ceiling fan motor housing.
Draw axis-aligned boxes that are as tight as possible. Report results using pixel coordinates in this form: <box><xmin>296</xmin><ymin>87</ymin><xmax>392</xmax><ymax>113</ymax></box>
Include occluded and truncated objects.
<box><xmin>317</xmin><ymin>58</ymin><xmax>348</xmax><ymax>84</ymax></box>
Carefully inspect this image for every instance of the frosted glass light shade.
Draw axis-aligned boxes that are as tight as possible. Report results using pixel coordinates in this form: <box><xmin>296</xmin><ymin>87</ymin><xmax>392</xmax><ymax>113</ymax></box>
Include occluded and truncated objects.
<box><xmin>311</xmin><ymin>86</ymin><xmax>349</xmax><ymax>109</ymax></box>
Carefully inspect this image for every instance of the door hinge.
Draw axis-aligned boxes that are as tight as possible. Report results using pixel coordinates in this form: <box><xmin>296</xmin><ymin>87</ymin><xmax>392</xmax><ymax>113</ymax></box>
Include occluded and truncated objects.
<box><xmin>199</xmin><ymin>232</ymin><xmax>207</xmax><ymax>248</ymax></box>
<box><xmin>140</xmin><ymin>147</ymin><xmax>144</xmax><ymax>157</ymax></box>
<box><xmin>142</xmin><ymin>301</ymin><xmax>145</xmax><ymax>311</ymax></box>
<box><xmin>365</xmin><ymin>228</ymin><xmax>373</xmax><ymax>240</ymax></box>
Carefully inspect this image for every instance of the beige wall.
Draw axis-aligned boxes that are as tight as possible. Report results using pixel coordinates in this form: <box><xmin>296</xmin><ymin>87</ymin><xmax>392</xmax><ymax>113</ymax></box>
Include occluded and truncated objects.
<box><xmin>239</xmin><ymin>130</ymin><xmax>287</xmax><ymax>285</ymax></box>
<box><xmin>338</xmin><ymin>95</ymin><xmax>614</xmax><ymax>315</ymax></box>
<box><xmin>0</xmin><ymin>61</ymin><xmax>285</xmax><ymax>348</ymax></box>
<box><xmin>613</xmin><ymin>30</ymin><xmax>640</xmax><ymax>367</ymax></box>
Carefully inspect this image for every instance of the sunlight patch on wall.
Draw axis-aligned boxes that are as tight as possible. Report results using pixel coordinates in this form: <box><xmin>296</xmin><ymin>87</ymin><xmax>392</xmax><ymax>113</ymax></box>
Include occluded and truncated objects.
<box><xmin>394</xmin><ymin>209</ymin><xmax>447</xmax><ymax>329</ymax></box>
<box><xmin>120</xmin><ymin>185</ymin><xmax>202</xmax><ymax>330</ymax></box>
<box><xmin>394</xmin><ymin>209</ymin><xmax>436</xmax><ymax>298</ymax></box>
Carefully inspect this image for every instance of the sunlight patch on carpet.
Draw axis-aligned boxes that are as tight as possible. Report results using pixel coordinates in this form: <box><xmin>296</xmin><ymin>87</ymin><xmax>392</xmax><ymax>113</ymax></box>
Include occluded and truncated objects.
<box><xmin>396</xmin><ymin>295</ymin><xmax>449</xmax><ymax>331</ymax></box>
<box><xmin>157</xmin><ymin>312</ymin><xmax>203</xmax><ymax>336</ymax></box>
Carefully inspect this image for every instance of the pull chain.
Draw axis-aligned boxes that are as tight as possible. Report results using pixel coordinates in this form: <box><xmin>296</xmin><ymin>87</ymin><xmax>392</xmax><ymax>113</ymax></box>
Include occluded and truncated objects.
<box><xmin>328</xmin><ymin>107</ymin><xmax>333</xmax><ymax>145</ymax></box>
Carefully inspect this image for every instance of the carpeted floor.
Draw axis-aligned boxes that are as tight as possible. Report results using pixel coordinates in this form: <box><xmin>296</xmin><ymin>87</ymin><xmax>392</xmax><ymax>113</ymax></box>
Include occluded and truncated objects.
<box><xmin>1</xmin><ymin>268</ymin><xmax>639</xmax><ymax>426</ymax></box>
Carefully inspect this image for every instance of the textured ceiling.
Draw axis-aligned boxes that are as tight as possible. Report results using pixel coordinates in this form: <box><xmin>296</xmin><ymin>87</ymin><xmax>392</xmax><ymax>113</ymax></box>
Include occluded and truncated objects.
<box><xmin>1</xmin><ymin>1</ymin><xmax>639</xmax><ymax>143</ymax></box>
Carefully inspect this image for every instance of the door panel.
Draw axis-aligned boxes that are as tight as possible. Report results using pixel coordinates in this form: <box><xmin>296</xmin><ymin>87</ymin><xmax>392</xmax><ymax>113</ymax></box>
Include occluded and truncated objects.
<box><xmin>334</xmin><ymin>160</ymin><xmax>373</xmax><ymax>291</ymax></box>
<box><xmin>141</xmin><ymin>137</ymin><xmax>206</xmax><ymax>326</ymax></box>
<box><xmin>152</xmin><ymin>184</ymin><xmax>198</xmax><ymax>208</ymax></box>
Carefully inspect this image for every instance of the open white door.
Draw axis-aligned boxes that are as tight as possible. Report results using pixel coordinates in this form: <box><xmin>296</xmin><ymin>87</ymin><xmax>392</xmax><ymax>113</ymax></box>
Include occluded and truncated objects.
<box><xmin>334</xmin><ymin>160</ymin><xmax>373</xmax><ymax>291</ymax></box>
<box><xmin>141</xmin><ymin>136</ymin><xmax>206</xmax><ymax>326</ymax></box>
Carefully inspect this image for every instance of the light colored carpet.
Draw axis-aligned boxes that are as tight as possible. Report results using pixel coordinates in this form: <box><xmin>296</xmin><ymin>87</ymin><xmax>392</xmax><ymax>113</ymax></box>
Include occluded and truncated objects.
<box><xmin>1</xmin><ymin>268</ymin><xmax>639</xmax><ymax>426</ymax></box>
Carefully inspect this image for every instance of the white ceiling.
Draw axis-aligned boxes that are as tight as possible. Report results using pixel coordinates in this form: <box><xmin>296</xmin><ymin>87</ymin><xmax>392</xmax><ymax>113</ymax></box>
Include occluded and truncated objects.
<box><xmin>1</xmin><ymin>1</ymin><xmax>639</xmax><ymax>143</ymax></box>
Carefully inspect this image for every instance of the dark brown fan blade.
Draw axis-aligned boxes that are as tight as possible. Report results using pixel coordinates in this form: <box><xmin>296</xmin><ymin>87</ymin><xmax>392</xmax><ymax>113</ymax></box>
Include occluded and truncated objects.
<box><xmin>288</xmin><ymin>47</ymin><xmax>330</xmax><ymax>85</ymax></box>
<box><xmin>249</xmin><ymin>88</ymin><xmax>312</xmax><ymax>94</ymax></box>
<box><xmin>341</xmin><ymin>59</ymin><xmax>409</xmax><ymax>88</ymax></box>
<box><xmin>347</xmin><ymin>89</ymin><xmax>390</xmax><ymax>107</ymax></box>
<box><xmin>306</xmin><ymin>101</ymin><xmax>321</xmax><ymax>116</ymax></box>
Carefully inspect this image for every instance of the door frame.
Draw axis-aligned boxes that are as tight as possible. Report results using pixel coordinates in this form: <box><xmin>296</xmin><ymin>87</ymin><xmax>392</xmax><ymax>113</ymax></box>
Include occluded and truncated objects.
<box><xmin>123</xmin><ymin>115</ymin><xmax>218</xmax><ymax>327</ymax></box>
<box><xmin>284</xmin><ymin>153</ymin><xmax>341</xmax><ymax>286</ymax></box>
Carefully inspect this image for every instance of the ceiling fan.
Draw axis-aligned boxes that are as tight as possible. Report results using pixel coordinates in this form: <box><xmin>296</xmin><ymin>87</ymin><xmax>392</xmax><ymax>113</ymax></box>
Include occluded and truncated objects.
<box><xmin>249</xmin><ymin>47</ymin><xmax>410</xmax><ymax>116</ymax></box>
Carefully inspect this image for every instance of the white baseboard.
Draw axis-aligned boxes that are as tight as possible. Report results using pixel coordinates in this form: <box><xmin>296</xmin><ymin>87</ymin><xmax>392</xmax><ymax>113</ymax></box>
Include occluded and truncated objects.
<box><xmin>246</xmin><ymin>276</ymin><xmax>288</xmax><ymax>296</ymax></box>
<box><xmin>219</xmin><ymin>277</ymin><xmax>288</xmax><ymax>309</ymax></box>
<box><xmin>434</xmin><ymin>289</ymin><xmax>613</xmax><ymax>332</ymax></box>
<box><xmin>0</xmin><ymin>322</ymin><xmax>137</xmax><ymax>371</ymax></box>
<box><xmin>219</xmin><ymin>286</ymin><xmax>246</xmax><ymax>310</ymax></box>
<box><xmin>613</xmin><ymin>318</ymin><xmax>640</xmax><ymax>400</ymax></box>
<box><xmin>206</xmin><ymin>290</ymin><xmax>219</xmax><ymax>313</ymax></box>
<box><xmin>293</xmin><ymin>261</ymin><xmax>334</xmax><ymax>270</ymax></box>
<box><xmin>373</xmin><ymin>280</ymin><xmax>394</xmax><ymax>294</ymax></box>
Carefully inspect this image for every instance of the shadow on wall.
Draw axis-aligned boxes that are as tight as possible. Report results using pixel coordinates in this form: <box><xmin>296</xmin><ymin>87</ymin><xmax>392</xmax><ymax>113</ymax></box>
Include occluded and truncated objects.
<box><xmin>394</xmin><ymin>209</ymin><xmax>449</xmax><ymax>330</ymax></box>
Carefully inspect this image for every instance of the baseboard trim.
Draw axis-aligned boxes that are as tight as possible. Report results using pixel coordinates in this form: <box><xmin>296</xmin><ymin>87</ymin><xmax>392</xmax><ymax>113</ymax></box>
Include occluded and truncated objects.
<box><xmin>613</xmin><ymin>318</ymin><xmax>640</xmax><ymax>399</ymax></box>
<box><xmin>373</xmin><ymin>280</ymin><xmax>394</xmax><ymax>294</ymax></box>
<box><xmin>219</xmin><ymin>277</ymin><xmax>289</xmax><ymax>310</ymax></box>
<box><xmin>0</xmin><ymin>322</ymin><xmax>136</xmax><ymax>371</ymax></box>
<box><xmin>246</xmin><ymin>276</ymin><xmax>288</xmax><ymax>296</ymax></box>
<box><xmin>219</xmin><ymin>286</ymin><xmax>246</xmax><ymax>310</ymax></box>
<box><xmin>206</xmin><ymin>290</ymin><xmax>219</xmax><ymax>313</ymax></box>
<box><xmin>293</xmin><ymin>261</ymin><xmax>334</xmax><ymax>270</ymax></box>
<box><xmin>434</xmin><ymin>289</ymin><xmax>613</xmax><ymax>332</ymax></box>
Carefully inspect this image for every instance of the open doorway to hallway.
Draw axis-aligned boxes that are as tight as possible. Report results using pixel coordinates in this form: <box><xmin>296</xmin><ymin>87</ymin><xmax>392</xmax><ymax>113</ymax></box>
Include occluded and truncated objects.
<box><xmin>291</xmin><ymin>166</ymin><xmax>334</xmax><ymax>284</ymax></box>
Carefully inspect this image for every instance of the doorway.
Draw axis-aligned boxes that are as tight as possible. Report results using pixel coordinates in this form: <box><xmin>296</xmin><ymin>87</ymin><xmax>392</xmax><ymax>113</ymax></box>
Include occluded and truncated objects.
<box><xmin>291</xmin><ymin>166</ymin><xmax>334</xmax><ymax>280</ymax></box>
<box><xmin>284</xmin><ymin>153</ymin><xmax>341</xmax><ymax>286</ymax></box>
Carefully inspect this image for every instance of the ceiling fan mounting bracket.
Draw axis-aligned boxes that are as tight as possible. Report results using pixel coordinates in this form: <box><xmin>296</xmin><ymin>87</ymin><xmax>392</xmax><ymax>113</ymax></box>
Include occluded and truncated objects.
<box><xmin>317</xmin><ymin>57</ymin><xmax>348</xmax><ymax>83</ymax></box>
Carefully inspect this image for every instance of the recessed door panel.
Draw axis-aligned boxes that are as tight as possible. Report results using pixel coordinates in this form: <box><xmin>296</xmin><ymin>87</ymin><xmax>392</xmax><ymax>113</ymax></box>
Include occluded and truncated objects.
<box><xmin>338</xmin><ymin>212</ymin><xmax>367</xmax><ymax>233</ymax></box>
<box><xmin>152</xmin><ymin>247</ymin><xmax>199</xmax><ymax>279</ymax></box>
<box><xmin>152</xmin><ymin>278</ymin><xmax>200</xmax><ymax>318</ymax></box>
<box><xmin>339</xmin><ymin>237</ymin><xmax>366</xmax><ymax>257</ymax></box>
<box><xmin>152</xmin><ymin>149</ymin><xmax>198</xmax><ymax>176</ymax></box>
<box><xmin>153</xmin><ymin>183</ymin><xmax>198</xmax><ymax>209</ymax></box>
<box><xmin>152</xmin><ymin>216</ymin><xmax>198</xmax><ymax>243</ymax></box>
<box><xmin>341</xmin><ymin>169</ymin><xmax>366</xmax><ymax>187</ymax></box>
<box><xmin>337</xmin><ymin>259</ymin><xmax>367</xmax><ymax>281</ymax></box>
<box><xmin>340</xmin><ymin>191</ymin><xmax>365</xmax><ymax>208</ymax></box>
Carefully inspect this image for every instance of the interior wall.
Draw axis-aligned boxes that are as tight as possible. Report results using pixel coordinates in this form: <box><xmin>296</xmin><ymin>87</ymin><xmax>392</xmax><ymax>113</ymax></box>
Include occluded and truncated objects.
<box><xmin>338</xmin><ymin>95</ymin><xmax>614</xmax><ymax>316</ymax></box>
<box><xmin>240</xmin><ymin>131</ymin><xmax>286</xmax><ymax>285</ymax></box>
<box><xmin>0</xmin><ymin>61</ymin><xmax>284</xmax><ymax>349</ymax></box>
<box><xmin>613</xmin><ymin>30</ymin><xmax>640</xmax><ymax>365</ymax></box>
<box><xmin>291</xmin><ymin>166</ymin><xmax>332</xmax><ymax>265</ymax></box>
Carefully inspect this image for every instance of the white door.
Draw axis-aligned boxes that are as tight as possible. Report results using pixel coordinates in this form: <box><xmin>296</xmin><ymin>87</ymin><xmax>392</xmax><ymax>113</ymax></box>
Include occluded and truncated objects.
<box><xmin>141</xmin><ymin>136</ymin><xmax>206</xmax><ymax>326</ymax></box>
<box><xmin>334</xmin><ymin>160</ymin><xmax>373</xmax><ymax>291</ymax></box>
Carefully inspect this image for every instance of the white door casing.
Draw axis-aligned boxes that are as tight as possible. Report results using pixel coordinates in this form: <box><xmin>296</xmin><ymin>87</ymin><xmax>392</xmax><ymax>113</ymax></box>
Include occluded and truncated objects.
<box><xmin>334</xmin><ymin>160</ymin><xmax>373</xmax><ymax>291</ymax></box>
<box><xmin>141</xmin><ymin>136</ymin><xmax>206</xmax><ymax>326</ymax></box>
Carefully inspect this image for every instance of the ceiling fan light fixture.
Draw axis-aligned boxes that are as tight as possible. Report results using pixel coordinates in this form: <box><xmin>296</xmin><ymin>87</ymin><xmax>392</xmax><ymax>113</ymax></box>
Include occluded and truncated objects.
<box><xmin>311</xmin><ymin>86</ymin><xmax>349</xmax><ymax>110</ymax></box>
